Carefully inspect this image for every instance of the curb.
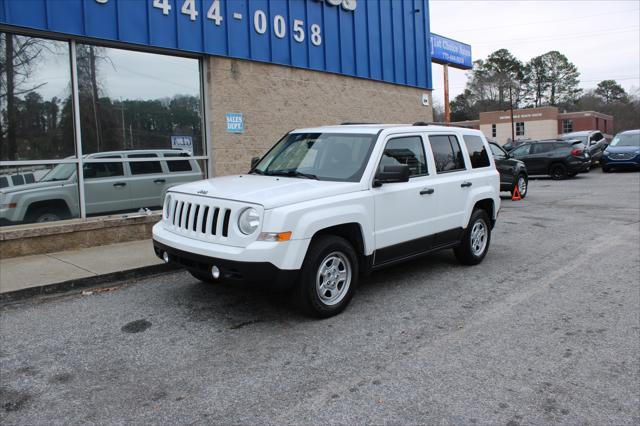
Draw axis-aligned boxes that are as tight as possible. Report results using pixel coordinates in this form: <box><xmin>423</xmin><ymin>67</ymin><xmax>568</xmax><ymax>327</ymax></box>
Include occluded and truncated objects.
<box><xmin>0</xmin><ymin>263</ymin><xmax>179</xmax><ymax>303</ymax></box>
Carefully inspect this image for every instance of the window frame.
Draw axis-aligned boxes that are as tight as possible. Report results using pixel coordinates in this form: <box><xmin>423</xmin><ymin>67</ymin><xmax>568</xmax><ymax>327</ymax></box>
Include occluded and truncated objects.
<box><xmin>516</xmin><ymin>122</ymin><xmax>525</xmax><ymax>136</ymax></box>
<box><xmin>491</xmin><ymin>123</ymin><xmax>497</xmax><ymax>138</ymax></box>
<box><xmin>562</xmin><ymin>119</ymin><xmax>573</xmax><ymax>134</ymax></box>
<box><xmin>0</xmin><ymin>31</ymin><xmax>210</xmax><ymax>227</ymax></box>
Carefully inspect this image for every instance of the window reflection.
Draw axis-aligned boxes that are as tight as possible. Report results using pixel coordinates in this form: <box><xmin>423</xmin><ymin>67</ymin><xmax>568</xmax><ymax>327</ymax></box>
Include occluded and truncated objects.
<box><xmin>0</xmin><ymin>33</ymin><xmax>74</xmax><ymax>161</ymax></box>
<box><xmin>76</xmin><ymin>45</ymin><xmax>203</xmax><ymax>156</ymax></box>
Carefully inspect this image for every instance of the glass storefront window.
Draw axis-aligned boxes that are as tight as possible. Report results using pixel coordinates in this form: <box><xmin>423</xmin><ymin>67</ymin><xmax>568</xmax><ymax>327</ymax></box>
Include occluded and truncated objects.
<box><xmin>76</xmin><ymin>44</ymin><xmax>204</xmax><ymax>157</ymax></box>
<box><xmin>0</xmin><ymin>163</ymin><xmax>80</xmax><ymax>225</ymax></box>
<box><xmin>0</xmin><ymin>33</ymin><xmax>75</xmax><ymax>161</ymax></box>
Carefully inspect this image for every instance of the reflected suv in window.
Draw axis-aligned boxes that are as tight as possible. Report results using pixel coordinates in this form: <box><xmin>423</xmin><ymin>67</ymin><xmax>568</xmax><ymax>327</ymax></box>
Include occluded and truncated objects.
<box><xmin>0</xmin><ymin>150</ymin><xmax>202</xmax><ymax>226</ymax></box>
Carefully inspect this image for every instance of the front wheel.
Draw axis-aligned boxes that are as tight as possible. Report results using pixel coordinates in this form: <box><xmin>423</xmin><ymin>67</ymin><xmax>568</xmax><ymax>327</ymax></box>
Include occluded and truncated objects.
<box><xmin>294</xmin><ymin>235</ymin><xmax>358</xmax><ymax>318</ymax></box>
<box><xmin>454</xmin><ymin>209</ymin><xmax>491</xmax><ymax>266</ymax></box>
<box><xmin>602</xmin><ymin>165</ymin><xmax>611</xmax><ymax>173</ymax></box>
<box><xmin>512</xmin><ymin>174</ymin><xmax>528</xmax><ymax>198</ymax></box>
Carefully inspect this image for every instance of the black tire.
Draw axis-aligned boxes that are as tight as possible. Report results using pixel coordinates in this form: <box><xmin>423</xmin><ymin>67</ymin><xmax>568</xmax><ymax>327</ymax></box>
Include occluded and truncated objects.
<box><xmin>454</xmin><ymin>209</ymin><xmax>491</xmax><ymax>266</ymax></box>
<box><xmin>512</xmin><ymin>174</ymin><xmax>528</xmax><ymax>199</ymax></box>
<box><xmin>567</xmin><ymin>172</ymin><xmax>577</xmax><ymax>178</ymax></box>
<box><xmin>189</xmin><ymin>270</ymin><xmax>218</xmax><ymax>284</ymax></box>
<box><xmin>294</xmin><ymin>235</ymin><xmax>358</xmax><ymax>318</ymax></box>
<box><xmin>602</xmin><ymin>165</ymin><xmax>611</xmax><ymax>173</ymax></box>
<box><xmin>25</xmin><ymin>206</ymin><xmax>66</xmax><ymax>223</ymax></box>
<box><xmin>549</xmin><ymin>163</ymin><xmax>568</xmax><ymax>180</ymax></box>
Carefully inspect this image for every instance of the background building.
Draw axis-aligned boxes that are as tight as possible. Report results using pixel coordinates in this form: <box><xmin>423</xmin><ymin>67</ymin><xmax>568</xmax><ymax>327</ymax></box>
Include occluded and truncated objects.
<box><xmin>453</xmin><ymin>107</ymin><xmax>613</xmax><ymax>145</ymax></box>
<box><xmin>1</xmin><ymin>0</ymin><xmax>438</xmax><ymax>234</ymax></box>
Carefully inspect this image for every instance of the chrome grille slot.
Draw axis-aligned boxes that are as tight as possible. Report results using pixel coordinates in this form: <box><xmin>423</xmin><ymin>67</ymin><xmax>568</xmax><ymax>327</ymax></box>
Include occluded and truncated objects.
<box><xmin>163</xmin><ymin>192</ymin><xmax>260</xmax><ymax>246</ymax></box>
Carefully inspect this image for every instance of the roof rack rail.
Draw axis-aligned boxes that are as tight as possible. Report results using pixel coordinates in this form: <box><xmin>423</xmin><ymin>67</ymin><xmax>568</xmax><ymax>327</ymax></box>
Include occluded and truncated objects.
<box><xmin>340</xmin><ymin>122</ymin><xmax>380</xmax><ymax>125</ymax></box>
<box><xmin>412</xmin><ymin>121</ymin><xmax>473</xmax><ymax>129</ymax></box>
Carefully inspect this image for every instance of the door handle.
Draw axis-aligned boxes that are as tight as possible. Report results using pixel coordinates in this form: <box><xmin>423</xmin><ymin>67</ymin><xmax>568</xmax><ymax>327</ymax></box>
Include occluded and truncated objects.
<box><xmin>420</xmin><ymin>188</ymin><xmax>435</xmax><ymax>195</ymax></box>
<box><xmin>113</xmin><ymin>182</ymin><xmax>126</xmax><ymax>187</ymax></box>
<box><xmin>461</xmin><ymin>181</ymin><xmax>472</xmax><ymax>188</ymax></box>
<box><xmin>154</xmin><ymin>179</ymin><xmax>166</xmax><ymax>184</ymax></box>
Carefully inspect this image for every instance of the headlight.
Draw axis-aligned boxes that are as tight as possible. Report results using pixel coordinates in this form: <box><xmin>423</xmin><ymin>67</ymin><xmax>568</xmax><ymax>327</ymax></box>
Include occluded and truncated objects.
<box><xmin>238</xmin><ymin>207</ymin><xmax>260</xmax><ymax>235</ymax></box>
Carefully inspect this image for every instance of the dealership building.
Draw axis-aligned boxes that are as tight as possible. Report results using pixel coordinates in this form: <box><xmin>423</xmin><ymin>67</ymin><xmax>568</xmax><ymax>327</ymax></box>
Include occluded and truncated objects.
<box><xmin>453</xmin><ymin>106</ymin><xmax>614</xmax><ymax>145</ymax></box>
<box><xmin>1</xmin><ymin>0</ymin><xmax>466</xmax><ymax>256</ymax></box>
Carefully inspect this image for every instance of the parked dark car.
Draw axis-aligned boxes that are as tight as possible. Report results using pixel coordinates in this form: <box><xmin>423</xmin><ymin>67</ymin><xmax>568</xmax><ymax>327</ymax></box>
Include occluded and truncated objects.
<box><xmin>502</xmin><ymin>138</ymin><xmax>530</xmax><ymax>152</ymax></box>
<box><xmin>601</xmin><ymin>129</ymin><xmax>640</xmax><ymax>172</ymax></box>
<box><xmin>489</xmin><ymin>142</ymin><xmax>529</xmax><ymax>197</ymax></box>
<box><xmin>561</xmin><ymin>130</ymin><xmax>607</xmax><ymax>166</ymax></box>
<box><xmin>508</xmin><ymin>139</ymin><xmax>591</xmax><ymax>180</ymax></box>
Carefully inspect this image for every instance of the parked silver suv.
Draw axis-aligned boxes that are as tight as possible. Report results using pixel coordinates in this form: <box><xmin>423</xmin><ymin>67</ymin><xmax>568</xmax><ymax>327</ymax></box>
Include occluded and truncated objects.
<box><xmin>0</xmin><ymin>150</ymin><xmax>202</xmax><ymax>225</ymax></box>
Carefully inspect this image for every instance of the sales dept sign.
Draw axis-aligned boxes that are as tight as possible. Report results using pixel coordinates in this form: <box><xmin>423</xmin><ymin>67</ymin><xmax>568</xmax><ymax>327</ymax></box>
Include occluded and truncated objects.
<box><xmin>226</xmin><ymin>113</ymin><xmax>244</xmax><ymax>134</ymax></box>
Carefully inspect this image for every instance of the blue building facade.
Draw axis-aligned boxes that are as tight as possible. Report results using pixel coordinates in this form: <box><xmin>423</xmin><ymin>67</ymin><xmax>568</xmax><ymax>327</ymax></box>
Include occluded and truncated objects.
<box><xmin>0</xmin><ymin>0</ymin><xmax>433</xmax><ymax>89</ymax></box>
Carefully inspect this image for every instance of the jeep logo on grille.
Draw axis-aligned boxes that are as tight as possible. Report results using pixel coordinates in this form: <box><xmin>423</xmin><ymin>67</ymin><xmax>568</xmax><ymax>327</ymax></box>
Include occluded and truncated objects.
<box><xmin>197</xmin><ymin>190</ymin><xmax>208</xmax><ymax>195</ymax></box>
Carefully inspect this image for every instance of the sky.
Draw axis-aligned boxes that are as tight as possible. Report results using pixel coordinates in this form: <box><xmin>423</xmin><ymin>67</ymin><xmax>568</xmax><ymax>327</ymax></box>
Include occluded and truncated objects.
<box><xmin>429</xmin><ymin>0</ymin><xmax>640</xmax><ymax>108</ymax></box>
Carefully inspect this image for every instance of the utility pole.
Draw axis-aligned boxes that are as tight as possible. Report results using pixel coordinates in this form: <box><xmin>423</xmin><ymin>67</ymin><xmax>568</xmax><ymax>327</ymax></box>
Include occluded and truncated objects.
<box><xmin>443</xmin><ymin>64</ymin><xmax>450</xmax><ymax>124</ymax></box>
<box><xmin>509</xmin><ymin>83</ymin><xmax>515</xmax><ymax>143</ymax></box>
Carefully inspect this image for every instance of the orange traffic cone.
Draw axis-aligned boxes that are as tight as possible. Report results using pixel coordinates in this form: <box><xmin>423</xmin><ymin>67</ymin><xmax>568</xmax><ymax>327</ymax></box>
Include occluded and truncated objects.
<box><xmin>512</xmin><ymin>184</ymin><xmax>522</xmax><ymax>201</ymax></box>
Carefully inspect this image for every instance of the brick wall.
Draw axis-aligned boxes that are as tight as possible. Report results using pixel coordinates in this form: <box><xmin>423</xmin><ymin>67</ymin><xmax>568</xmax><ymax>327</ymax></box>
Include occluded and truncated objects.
<box><xmin>207</xmin><ymin>57</ymin><xmax>433</xmax><ymax>176</ymax></box>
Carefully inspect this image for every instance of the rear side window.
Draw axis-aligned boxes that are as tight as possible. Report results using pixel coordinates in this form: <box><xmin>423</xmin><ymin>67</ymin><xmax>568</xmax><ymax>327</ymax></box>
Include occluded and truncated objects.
<box><xmin>511</xmin><ymin>144</ymin><xmax>531</xmax><ymax>157</ymax></box>
<box><xmin>429</xmin><ymin>135</ymin><xmax>466</xmax><ymax>173</ymax></box>
<box><xmin>380</xmin><ymin>136</ymin><xmax>428</xmax><ymax>177</ymax></box>
<box><xmin>0</xmin><ymin>177</ymin><xmax>8</xmax><ymax>188</ymax></box>
<box><xmin>11</xmin><ymin>175</ymin><xmax>25</xmax><ymax>185</ymax></box>
<box><xmin>463</xmin><ymin>135</ymin><xmax>491</xmax><ymax>168</ymax></box>
<box><xmin>532</xmin><ymin>143</ymin><xmax>555</xmax><ymax>154</ymax></box>
<box><xmin>84</xmin><ymin>160</ymin><xmax>124</xmax><ymax>179</ymax></box>
<box><xmin>164</xmin><ymin>153</ymin><xmax>193</xmax><ymax>172</ymax></box>
<box><xmin>128</xmin><ymin>154</ymin><xmax>162</xmax><ymax>175</ymax></box>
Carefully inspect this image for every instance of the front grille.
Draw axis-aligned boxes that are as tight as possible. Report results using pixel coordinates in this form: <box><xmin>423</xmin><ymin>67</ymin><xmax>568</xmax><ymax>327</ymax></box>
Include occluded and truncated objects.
<box><xmin>610</xmin><ymin>152</ymin><xmax>635</xmax><ymax>160</ymax></box>
<box><xmin>168</xmin><ymin>198</ymin><xmax>232</xmax><ymax>237</ymax></box>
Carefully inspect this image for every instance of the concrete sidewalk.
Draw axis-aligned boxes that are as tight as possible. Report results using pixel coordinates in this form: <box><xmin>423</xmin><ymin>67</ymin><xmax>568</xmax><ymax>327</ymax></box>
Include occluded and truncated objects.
<box><xmin>0</xmin><ymin>239</ymin><xmax>167</xmax><ymax>297</ymax></box>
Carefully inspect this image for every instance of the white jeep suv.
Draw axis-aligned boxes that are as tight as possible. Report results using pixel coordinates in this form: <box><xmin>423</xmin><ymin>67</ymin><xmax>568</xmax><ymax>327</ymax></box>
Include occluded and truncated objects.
<box><xmin>152</xmin><ymin>124</ymin><xmax>500</xmax><ymax>317</ymax></box>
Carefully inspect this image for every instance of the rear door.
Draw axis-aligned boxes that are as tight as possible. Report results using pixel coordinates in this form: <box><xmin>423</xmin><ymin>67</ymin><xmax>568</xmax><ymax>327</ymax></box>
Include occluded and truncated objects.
<box><xmin>510</xmin><ymin>143</ymin><xmax>534</xmax><ymax>172</ymax></box>
<box><xmin>83</xmin><ymin>155</ymin><xmax>132</xmax><ymax>215</ymax></box>
<box><xmin>489</xmin><ymin>143</ymin><xmax>514</xmax><ymax>187</ymax></box>
<box><xmin>425</xmin><ymin>133</ymin><xmax>469</xmax><ymax>236</ymax></box>
<box><xmin>373</xmin><ymin>133</ymin><xmax>435</xmax><ymax>264</ymax></box>
<box><xmin>162</xmin><ymin>152</ymin><xmax>204</xmax><ymax>189</ymax></box>
<box><xmin>527</xmin><ymin>143</ymin><xmax>556</xmax><ymax>174</ymax></box>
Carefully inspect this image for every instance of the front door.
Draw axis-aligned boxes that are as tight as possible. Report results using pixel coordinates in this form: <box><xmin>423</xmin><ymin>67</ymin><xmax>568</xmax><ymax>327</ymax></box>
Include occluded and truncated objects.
<box><xmin>373</xmin><ymin>134</ymin><xmax>436</xmax><ymax>264</ymax></box>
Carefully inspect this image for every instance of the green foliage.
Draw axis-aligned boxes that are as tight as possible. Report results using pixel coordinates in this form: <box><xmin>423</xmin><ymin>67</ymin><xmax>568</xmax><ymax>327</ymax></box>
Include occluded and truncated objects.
<box><xmin>594</xmin><ymin>80</ymin><xmax>629</xmax><ymax>104</ymax></box>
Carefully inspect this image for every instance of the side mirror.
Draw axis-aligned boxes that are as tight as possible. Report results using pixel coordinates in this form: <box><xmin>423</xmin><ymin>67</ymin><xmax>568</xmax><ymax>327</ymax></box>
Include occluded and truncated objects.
<box><xmin>373</xmin><ymin>164</ymin><xmax>410</xmax><ymax>187</ymax></box>
<box><xmin>250</xmin><ymin>157</ymin><xmax>261</xmax><ymax>169</ymax></box>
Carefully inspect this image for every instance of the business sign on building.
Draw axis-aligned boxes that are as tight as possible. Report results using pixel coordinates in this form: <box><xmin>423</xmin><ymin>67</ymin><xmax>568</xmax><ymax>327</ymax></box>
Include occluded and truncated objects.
<box><xmin>430</xmin><ymin>33</ymin><xmax>472</xmax><ymax>69</ymax></box>
<box><xmin>0</xmin><ymin>0</ymin><xmax>433</xmax><ymax>89</ymax></box>
<box><xmin>225</xmin><ymin>113</ymin><xmax>244</xmax><ymax>133</ymax></box>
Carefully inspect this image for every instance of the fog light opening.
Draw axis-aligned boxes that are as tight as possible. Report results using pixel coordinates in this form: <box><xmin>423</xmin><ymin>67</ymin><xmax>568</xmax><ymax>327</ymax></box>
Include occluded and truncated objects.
<box><xmin>162</xmin><ymin>251</ymin><xmax>170</xmax><ymax>264</ymax></box>
<box><xmin>211</xmin><ymin>265</ymin><xmax>221</xmax><ymax>280</ymax></box>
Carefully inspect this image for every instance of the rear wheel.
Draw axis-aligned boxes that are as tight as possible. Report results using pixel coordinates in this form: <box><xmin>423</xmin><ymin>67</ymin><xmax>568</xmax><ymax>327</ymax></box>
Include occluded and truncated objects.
<box><xmin>549</xmin><ymin>163</ymin><xmax>567</xmax><ymax>180</ymax></box>
<box><xmin>512</xmin><ymin>174</ymin><xmax>528</xmax><ymax>198</ymax></box>
<box><xmin>567</xmin><ymin>172</ymin><xmax>577</xmax><ymax>178</ymax></box>
<box><xmin>454</xmin><ymin>209</ymin><xmax>491</xmax><ymax>266</ymax></box>
<box><xmin>294</xmin><ymin>235</ymin><xmax>358</xmax><ymax>318</ymax></box>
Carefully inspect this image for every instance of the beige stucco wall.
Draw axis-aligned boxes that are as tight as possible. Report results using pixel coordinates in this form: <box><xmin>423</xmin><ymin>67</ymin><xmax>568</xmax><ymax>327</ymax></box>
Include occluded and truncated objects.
<box><xmin>480</xmin><ymin>120</ymin><xmax>558</xmax><ymax>145</ymax></box>
<box><xmin>207</xmin><ymin>57</ymin><xmax>433</xmax><ymax>176</ymax></box>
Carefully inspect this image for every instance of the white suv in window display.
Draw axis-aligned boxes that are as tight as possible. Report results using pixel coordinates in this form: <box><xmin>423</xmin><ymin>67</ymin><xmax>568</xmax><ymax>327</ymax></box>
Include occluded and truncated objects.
<box><xmin>0</xmin><ymin>150</ymin><xmax>201</xmax><ymax>225</ymax></box>
<box><xmin>153</xmin><ymin>124</ymin><xmax>500</xmax><ymax>318</ymax></box>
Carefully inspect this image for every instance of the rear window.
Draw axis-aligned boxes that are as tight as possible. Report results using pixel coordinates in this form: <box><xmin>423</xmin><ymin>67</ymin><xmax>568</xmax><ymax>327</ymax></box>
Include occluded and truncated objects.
<box><xmin>128</xmin><ymin>154</ymin><xmax>163</xmax><ymax>175</ymax></box>
<box><xmin>462</xmin><ymin>135</ymin><xmax>491</xmax><ymax>168</ymax></box>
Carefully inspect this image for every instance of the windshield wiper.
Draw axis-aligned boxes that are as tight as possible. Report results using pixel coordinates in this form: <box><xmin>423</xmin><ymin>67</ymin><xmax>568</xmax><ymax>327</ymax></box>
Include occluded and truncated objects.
<box><xmin>265</xmin><ymin>170</ymin><xmax>319</xmax><ymax>180</ymax></box>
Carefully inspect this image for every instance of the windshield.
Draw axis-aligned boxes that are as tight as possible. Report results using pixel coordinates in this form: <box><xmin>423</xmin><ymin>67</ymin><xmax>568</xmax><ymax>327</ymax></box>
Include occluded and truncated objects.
<box><xmin>252</xmin><ymin>133</ymin><xmax>378</xmax><ymax>182</ymax></box>
<box><xmin>40</xmin><ymin>163</ymin><xmax>76</xmax><ymax>182</ymax></box>
<box><xmin>562</xmin><ymin>135</ymin><xmax>588</xmax><ymax>144</ymax></box>
<box><xmin>610</xmin><ymin>133</ymin><xmax>640</xmax><ymax>147</ymax></box>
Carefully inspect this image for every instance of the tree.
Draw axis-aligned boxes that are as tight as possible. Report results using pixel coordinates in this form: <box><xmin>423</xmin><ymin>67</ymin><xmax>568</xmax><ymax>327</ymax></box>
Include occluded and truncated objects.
<box><xmin>523</xmin><ymin>55</ymin><xmax>548</xmax><ymax>107</ymax></box>
<box><xmin>450</xmin><ymin>89</ymin><xmax>478</xmax><ymax>122</ymax></box>
<box><xmin>595</xmin><ymin>80</ymin><xmax>628</xmax><ymax>104</ymax></box>
<box><xmin>540</xmin><ymin>51</ymin><xmax>581</xmax><ymax>106</ymax></box>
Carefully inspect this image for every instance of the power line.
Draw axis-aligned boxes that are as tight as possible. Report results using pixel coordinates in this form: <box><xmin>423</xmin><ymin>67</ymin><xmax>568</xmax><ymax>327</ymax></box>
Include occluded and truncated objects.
<box><xmin>475</xmin><ymin>26</ymin><xmax>639</xmax><ymax>46</ymax></box>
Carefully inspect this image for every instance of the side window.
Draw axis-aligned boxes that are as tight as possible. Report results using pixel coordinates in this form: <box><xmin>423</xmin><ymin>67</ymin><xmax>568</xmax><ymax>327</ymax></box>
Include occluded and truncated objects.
<box><xmin>429</xmin><ymin>135</ymin><xmax>466</xmax><ymax>173</ymax></box>
<box><xmin>593</xmin><ymin>132</ymin><xmax>603</xmax><ymax>141</ymax></box>
<box><xmin>463</xmin><ymin>135</ymin><xmax>491</xmax><ymax>168</ymax></box>
<box><xmin>532</xmin><ymin>144</ymin><xmax>554</xmax><ymax>154</ymax></box>
<box><xmin>164</xmin><ymin>153</ymin><xmax>193</xmax><ymax>172</ymax></box>
<box><xmin>511</xmin><ymin>144</ymin><xmax>531</xmax><ymax>157</ymax></box>
<box><xmin>0</xmin><ymin>177</ymin><xmax>9</xmax><ymax>188</ymax></box>
<box><xmin>11</xmin><ymin>175</ymin><xmax>25</xmax><ymax>186</ymax></box>
<box><xmin>128</xmin><ymin>153</ymin><xmax>162</xmax><ymax>175</ymax></box>
<box><xmin>83</xmin><ymin>156</ymin><xmax>124</xmax><ymax>179</ymax></box>
<box><xmin>380</xmin><ymin>136</ymin><xmax>427</xmax><ymax>177</ymax></box>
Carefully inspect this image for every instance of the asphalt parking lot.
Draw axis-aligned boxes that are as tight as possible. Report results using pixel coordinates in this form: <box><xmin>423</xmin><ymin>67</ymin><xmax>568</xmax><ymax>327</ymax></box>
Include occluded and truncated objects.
<box><xmin>1</xmin><ymin>170</ymin><xmax>639</xmax><ymax>425</ymax></box>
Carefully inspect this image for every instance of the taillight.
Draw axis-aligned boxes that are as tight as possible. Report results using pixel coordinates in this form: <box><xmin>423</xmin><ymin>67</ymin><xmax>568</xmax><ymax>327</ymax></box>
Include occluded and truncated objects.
<box><xmin>571</xmin><ymin>148</ymin><xmax>583</xmax><ymax>156</ymax></box>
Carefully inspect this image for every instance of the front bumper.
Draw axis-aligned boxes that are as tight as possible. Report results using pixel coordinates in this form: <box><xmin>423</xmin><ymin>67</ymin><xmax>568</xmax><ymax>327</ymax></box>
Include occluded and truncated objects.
<box><xmin>602</xmin><ymin>156</ymin><xmax>640</xmax><ymax>169</ymax></box>
<box><xmin>153</xmin><ymin>240</ymin><xmax>299</xmax><ymax>289</ymax></box>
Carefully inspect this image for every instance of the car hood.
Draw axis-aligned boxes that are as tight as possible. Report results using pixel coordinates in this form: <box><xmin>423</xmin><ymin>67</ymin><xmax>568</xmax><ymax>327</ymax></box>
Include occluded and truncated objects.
<box><xmin>170</xmin><ymin>174</ymin><xmax>364</xmax><ymax>209</ymax></box>
<box><xmin>0</xmin><ymin>180</ymin><xmax>68</xmax><ymax>195</ymax></box>
<box><xmin>605</xmin><ymin>146</ymin><xmax>640</xmax><ymax>154</ymax></box>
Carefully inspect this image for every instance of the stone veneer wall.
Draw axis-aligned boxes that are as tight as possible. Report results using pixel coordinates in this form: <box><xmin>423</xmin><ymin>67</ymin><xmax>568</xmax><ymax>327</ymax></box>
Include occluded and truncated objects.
<box><xmin>207</xmin><ymin>57</ymin><xmax>434</xmax><ymax>176</ymax></box>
